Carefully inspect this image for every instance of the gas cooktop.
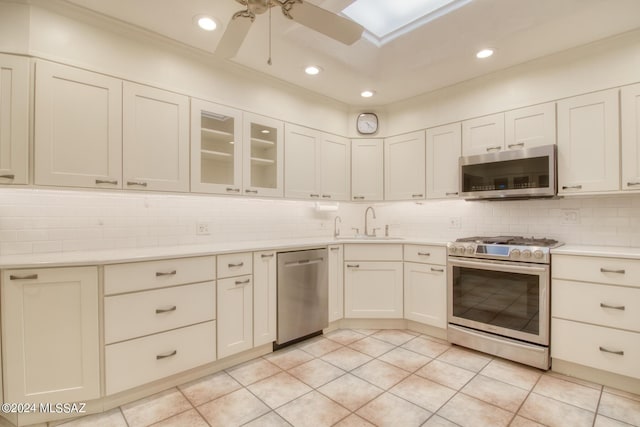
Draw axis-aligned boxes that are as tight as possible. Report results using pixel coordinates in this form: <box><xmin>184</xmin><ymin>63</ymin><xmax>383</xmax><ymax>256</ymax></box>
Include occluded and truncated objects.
<box><xmin>448</xmin><ymin>235</ymin><xmax>563</xmax><ymax>264</ymax></box>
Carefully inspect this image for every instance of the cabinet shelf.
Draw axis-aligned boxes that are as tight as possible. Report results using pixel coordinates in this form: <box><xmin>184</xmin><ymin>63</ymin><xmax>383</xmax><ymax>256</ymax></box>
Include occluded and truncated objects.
<box><xmin>202</xmin><ymin>149</ymin><xmax>233</xmax><ymax>161</ymax></box>
<box><xmin>251</xmin><ymin>157</ymin><xmax>276</xmax><ymax>166</ymax></box>
<box><xmin>202</xmin><ymin>127</ymin><xmax>233</xmax><ymax>138</ymax></box>
<box><xmin>251</xmin><ymin>137</ymin><xmax>276</xmax><ymax>147</ymax></box>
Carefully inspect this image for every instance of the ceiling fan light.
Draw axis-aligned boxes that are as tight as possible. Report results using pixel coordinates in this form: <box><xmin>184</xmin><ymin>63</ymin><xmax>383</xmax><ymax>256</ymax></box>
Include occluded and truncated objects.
<box><xmin>476</xmin><ymin>48</ymin><xmax>494</xmax><ymax>59</ymax></box>
<box><xmin>361</xmin><ymin>90</ymin><xmax>375</xmax><ymax>98</ymax></box>
<box><xmin>305</xmin><ymin>66</ymin><xmax>322</xmax><ymax>75</ymax></box>
<box><xmin>196</xmin><ymin>15</ymin><xmax>218</xmax><ymax>31</ymax></box>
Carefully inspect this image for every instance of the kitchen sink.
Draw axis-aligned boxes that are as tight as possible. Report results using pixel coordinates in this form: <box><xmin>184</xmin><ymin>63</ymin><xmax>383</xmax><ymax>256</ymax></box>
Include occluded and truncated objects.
<box><xmin>335</xmin><ymin>235</ymin><xmax>404</xmax><ymax>241</ymax></box>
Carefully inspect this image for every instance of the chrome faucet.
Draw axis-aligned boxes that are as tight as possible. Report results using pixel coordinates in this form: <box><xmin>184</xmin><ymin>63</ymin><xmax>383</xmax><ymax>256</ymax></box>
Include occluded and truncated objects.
<box><xmin>334</xmin><ymin>216</ymin><xmax>342</xmax><ymax>238</ymax></box>
<box><xmin>364</xmin><ymin>206</ymin><xmax>377</xmax><ymax>236</ymax></box>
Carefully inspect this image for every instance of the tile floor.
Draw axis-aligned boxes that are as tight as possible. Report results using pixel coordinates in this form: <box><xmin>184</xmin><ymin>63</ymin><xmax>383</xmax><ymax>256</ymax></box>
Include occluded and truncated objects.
<box><xmin>58</xmin><ymin>329</ymin><xmax>640</xmax><ymax>427</ymax></box>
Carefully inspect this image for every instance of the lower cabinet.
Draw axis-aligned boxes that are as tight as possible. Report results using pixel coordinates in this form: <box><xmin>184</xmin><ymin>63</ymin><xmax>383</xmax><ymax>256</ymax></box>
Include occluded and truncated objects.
<box><xmin>403</xmin><ymin>262</ymin><xmax>446</xmax><ymax>328</ymax></box>
<box><xmin>217</xmin><ymin>275</ymin><xmax>253</xmax><ymax>358</ymax></box>
<box><xmin>328</xmin><ymin>245</ymin><xmax>344</xmax><ymax>322</ymax></box>
<box><xmin>253</xmin><ymin>251</ymin><xmax>277</xmax><ymax>347</ymax></box>
<box><xmin>344</xmin><ymin>261</ymin><xmax>403</xmax><ymax>318</ymax></box>
<box><xmin>1</xmin><ymin>267</ymin><xmax>100</xmax><ymax>404</ymax></box>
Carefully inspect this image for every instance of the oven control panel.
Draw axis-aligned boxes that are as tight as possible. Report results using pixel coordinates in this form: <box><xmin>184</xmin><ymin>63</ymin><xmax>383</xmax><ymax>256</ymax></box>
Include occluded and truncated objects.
<box><xmin>447</xmin><ymin>242</ymin><xmax>550</xmax><ymax>264</ymax></box>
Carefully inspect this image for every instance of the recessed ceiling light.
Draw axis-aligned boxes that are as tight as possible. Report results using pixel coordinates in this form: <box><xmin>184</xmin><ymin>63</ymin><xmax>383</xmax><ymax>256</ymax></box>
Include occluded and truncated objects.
<box><xmin>305</xmin><ymin>66</ymin><xmax>322</xmax><ymax>75</ymax></box>
<box><xmin>476</xmin><ymin>48</ymin><xmax>494</xmax><ymax>59</ymax></box>
<box><xmin>361</xmin><ymin>90</ymin><xmax>375</xmax><ymax>98</ymax></box>
<box><xmin>195</xmin><ymin>15</ymin><xmax>217</xmax><ymax>31</ymax></box>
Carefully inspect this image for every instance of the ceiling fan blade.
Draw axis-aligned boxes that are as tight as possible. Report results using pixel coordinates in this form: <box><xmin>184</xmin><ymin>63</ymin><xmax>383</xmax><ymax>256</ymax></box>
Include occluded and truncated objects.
<box><xmin>215</xmin><ymin>15</ymin><xmax>253</xmax><ymax>58</ymax></box>
<box><xmin>288</xmin><ymin>2</ymin><xmax>364</xmax><ymax>45</ymax></box>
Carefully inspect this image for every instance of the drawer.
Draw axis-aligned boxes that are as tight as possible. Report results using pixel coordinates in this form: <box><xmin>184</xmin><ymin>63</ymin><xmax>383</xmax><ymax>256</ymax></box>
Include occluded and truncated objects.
<box><xmin>344</xmin><ymin>244</ymin><xmax>403</xmax><ymax>261</ymax></box>
<box><xmin>217</xmin><ymin>252</ymin><xmax>253</xmax><ymax>278</ymax></box>
<box><xmin>552</xmin><ymin>280</ymin><xmax>640</xmax><ymax>332</ymax></box>
<box><xmin>551</xmin><ymin>318</ymin><xmax>640</xmax><ymax>380</ymax></box>
<box><xmin>105</xmin><ymin>256</ymin><xmax>215</xmax><ymax>295</ymax></box>
<box><xmin>105</xmin><ymin>321</ymin><xmax>216</xmax><ymax>395</ymax></box>
<box><xmin>552</xmin><ymin>254</ymin><xmax>640</xmax><ymax>288</ymax></box>
<box><xmin>403</xmin><ymin>244</ymin><xmax>446</xmax><ymax>265</ymax></box>
<box><xmin>104</xmin><ymin>281</ymin><xmax>216</xmax><ymax>344</ymax></box>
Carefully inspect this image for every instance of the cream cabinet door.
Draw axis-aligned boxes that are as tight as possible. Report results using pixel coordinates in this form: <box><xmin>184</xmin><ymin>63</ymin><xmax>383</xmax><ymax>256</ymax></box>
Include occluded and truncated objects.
<box><xmin>0</xmin><ymin>54</ymin><xmax>28</xmax><ymax>185</ymax></box>
<box><xmin>191</xmin><ymin>98</ymin><xmax>243</xmax><ymax>195</ymax></box>
<box><xmin>320</xmin><ymin>133</ymin><xmax>350</xmax><ymax>201</ymax></box>
<box><xmin>244</xmin><ymin>113</ymin><xmax>284</xmax><ymax>197</ymax></box>
<box><xmin>505</xmin><ymin>103</ymin><xmax>556</xmax><ymax>150</ymax></box>
<box><xmin>253</xmin><ymin>251</ymin><xmax>277</xmax><ymax>347</ymax></box>
<box><xmin>622</xmin><ymin>83</ymin><xmax>640</xmax><ymax>191</ymax></box>
<box><xmin>462</xmin><ymin>113</ymin><xmax>505</xmax><ymax>156</ymax></box>
<box><xmin>404</xmin><ymin>262</ymin><xmax>446</xmax><ymax>328</ymax></box>
<box><xmin>557</xmin><ymin>89</ymin><xmax>620</xmax><ymax>194</ymax></box>
<box><xmin>328</xmin><ymin>245</ymin><xmax>344</xmax><ymax>322</ymax></box>
<box><xmin>384</xmin><ymin>131</ymin><xmax>426</xmax><ymax>201</ymax></box>
<box><xmin>351</xmin><ymin>139</ymin><xmax>383</xmax><ymax>201</ymax></box>
<box><xmin>123</xmin><ymin>82</ymin><xmax>189</xmax><ymax>192</ymax></box>
<box><xmin>35</xmin><ymin>61</ymin><xmax>122</xmax><ymax>189</ymax></box>
<box><xmin>344</xmin><ymin>261</ymin><xmax>403</xmax><ymax>318</ymax></box>
<box><xmin>284</xmin><ymin>123</ymin><xmax>321</xmax><ymax>199</ymax></box>
<box><xmin>426</xmin><ymin>123</ymin><xmax>461</xmax><ymax>199</ymax></box>
<box><xmin>217</xmin><ymin>275</ymin><xmax>253</xmax><ymax>358</ymax></box>
<box><xmin>2</xmin><ymin>267</ymin><xmax>100</xmax><ymax>404</ymax></box>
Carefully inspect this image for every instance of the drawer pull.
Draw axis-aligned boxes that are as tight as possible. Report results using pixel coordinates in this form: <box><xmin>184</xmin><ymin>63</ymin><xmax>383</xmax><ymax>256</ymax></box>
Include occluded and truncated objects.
<box><xmin>445</xmin><ymin>192</ymin><xmax>458</xmax><ymax>196</ymax></box>
<box><xmin>412</xmin><ymin>194</ymin><xmax>424</xmax><ymax>198</ymax></box>
<box><xmin>235</xmin><ymin>279</ymin><xmax>251</xmax><ymax>285</ymax></box>
<box><xmin>330</xmin><ymin>247</ymin><xmax>340</xmax><ymax>251</ymax></box>
<box><xmin>156</xmin><ymin>270</ymin><xmax>177</xmax><ymax>277</ymax></box>
<box><xmin>417</xmin><ymin>252</ymin><xmax>431</xmax><ymax>256</ymax></box>
<box><xmin>9</xmin><ymin>274</ymin><xmax>38</xmax><ymax>280</ymax></box>
<box><xmin>95</xmin><ymin>179</ymin><xmax>118</xmax><ymax>185</ymax></box>
<box><xmin>261</xmin><ymin>253</ymin><xmax>275</xmax><ymax>258</ymax></box>
<box><xmin>627</xmin><ymin>181</ymin><xmax>640</xmax><ymax>186</ymax></box>
<box><xmin>127</xmin><ymin>181</ymin><xmax>148</xmax><ymax>187</ymax></box>
<box><xmin>431</xmin><ymin>267</ymin><xmax>444</xmax><ymax>272</ymax></box>
<box><xmin>346</xmin><ymin>264</ymin><xmax>360</xmax><ymax>268</ymax></box>
<box><xmin>486</xmin><ymin>146</ymin><xmax>502</xmax><ymax>152</ymax></box>
<box><xmin>245</xmin><ymin>189</ymin><xmax>258</xmax><ymax>194</ymax></box>
<box><xmin>0</xmin><ymin>174</ymin><xmax>15</xmax><ymax>180</ymax></box>
<box><xmin>228</xmin><ymin>262</ymin><xmax>244</xmax><ymax>268</ymax></box>
<box><xmin>600</xmin><ymin>303</ymin><xmax>625</xmax><ymax>311</ymax></box>
<box><xmin>322</xmin><ymin>194</ymin><xmax>332</xmax><ymax>199</ymax></box>
<box><xmin>155</xmin><ymin>306</ymin><xmax>177</xmax><ymax>314</ymax></box>
<box><xmin>599</xmin><ymin>346</ymin><xmax>624</xmax><ymax>356</ymax></box>
<box><xmin>226</xmin><ymin>187</ymin><xmax>240</xmax><ymax>193</ymax></box>
<box><xmin>156</xmin><ymin>350</ymin><xmax>177</xmax><ymax>360</ymax></box>
<box><xmin>562</xmin><ymin>185</ymin><xmax>582</xmax><ymax>190</ymax></box>
<box><xmin>600</xmin><ymin>268</ymin><xmax>625</xmax><ymax>274</ymax></box>
<box><xmin>310</xmin><ymin>194</ymin><xmax>320</xmax><ymax>198</ymax></box>
<box><xmin>353</xmin><ymin>196</ymin><xmax>365</xmax><ymax>200</ymax></box>
<box><xmin>507</xmin><ymin>143</ymin><xmax>525</xmax><ymax>149</ymax></box>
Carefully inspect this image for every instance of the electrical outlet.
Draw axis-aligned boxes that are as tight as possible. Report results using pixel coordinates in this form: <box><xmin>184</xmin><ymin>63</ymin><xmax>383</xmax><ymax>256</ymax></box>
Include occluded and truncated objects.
<box><xmin>449</xmin><ymin>217</ymin><xmax>462</xmax><ymax>229</ymax></box>
<box><xmin>196</xmin><ymin>222</ymin><xmax>210</xmax><ymax>235</ymax></box>
<box><xmin>561</xmin><ymin>209</ymin><xmax>580</xmax><ymax>224</ymax></box>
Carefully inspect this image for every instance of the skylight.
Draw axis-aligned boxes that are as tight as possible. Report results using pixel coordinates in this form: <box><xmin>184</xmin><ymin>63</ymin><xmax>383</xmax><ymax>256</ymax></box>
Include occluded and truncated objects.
<box><xmin>342</xmin><ymin>0</ymin><xmax>471</xmax><ymax>46</ymax></box>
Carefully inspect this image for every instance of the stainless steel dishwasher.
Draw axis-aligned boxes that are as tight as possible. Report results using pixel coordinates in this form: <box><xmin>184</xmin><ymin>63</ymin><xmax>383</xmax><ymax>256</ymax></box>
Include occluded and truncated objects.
<box><xmin>276</xmin><ymin>248</ymin><xmax>328</xmax><ymax>347</ymax></box>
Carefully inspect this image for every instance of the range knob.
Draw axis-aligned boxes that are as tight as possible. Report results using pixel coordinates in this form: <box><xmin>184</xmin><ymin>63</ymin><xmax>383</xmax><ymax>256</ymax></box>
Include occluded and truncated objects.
<box><xmin>522</xmin><ymin>249</ymin><xmax>532</xmax><ymax>258</ymax></box>
<box><xmin>448</xmin><ymin>245</ymin><xmax>458</xmax><ymax>254</ymax></box>
<box><xmin>510</xmin><ymin>249</ymin><xmax>521</xmax><ymax>258</ymax></box>
<box><xmin>533</xmin><ymin>250</ymin><xmax>544</xmax><ymax>259</ymax></box>
<box><xmin>465</xmin><ymin>245</ymin><xmax>475</xmax><ymax>255</ymax></box>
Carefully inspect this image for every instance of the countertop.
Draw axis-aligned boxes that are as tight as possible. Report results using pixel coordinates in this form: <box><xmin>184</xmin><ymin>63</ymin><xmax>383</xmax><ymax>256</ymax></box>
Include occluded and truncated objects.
<box><xmin>551</xmin><ymin>244</ymin><xmax>640</xmax><ymax>260</ymax></box>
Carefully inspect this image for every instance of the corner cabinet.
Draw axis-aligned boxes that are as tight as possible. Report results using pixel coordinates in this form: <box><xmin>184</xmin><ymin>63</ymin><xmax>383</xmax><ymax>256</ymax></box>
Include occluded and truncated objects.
<box><xmin>384</xmin><ymin>131</ymin><xmax>426</xmax><ymax>201</ymax></box>
<box><xmin>284</xmin><ymin>123</ymin><xmax>350</xmax><ymax>201</ymax></box>
<box><xmin>622</xmin><ymin>83</ymin><xmax>640</xmax><ymax>191</ymax></box>
<box><xmin>351</xmin><ymin>139</ymin><xmax>383</xmax><ymax>201</ymax></box>
<box><xmin>0</xmin><ymin>54</ymin><xmax>29</xmax><ymax>185</ymax></box>
<box><xmin>426</xmin><ymin>123</ymin><xmax>461</xmax><ymax>199</ymax></box>
<box><xmin>1</xmin><ymin>267</ymin><xmax>100</xmax><ymax>404</ymax></box>
<box><xmin>557</xmin><ymin>89</ymin><xmax>620</xmax><ymax>194</ymax></box>
<box><xmin>35</xmin><ymin>61</ymin><xmax>122</xmax><ymax>189</ymax></box>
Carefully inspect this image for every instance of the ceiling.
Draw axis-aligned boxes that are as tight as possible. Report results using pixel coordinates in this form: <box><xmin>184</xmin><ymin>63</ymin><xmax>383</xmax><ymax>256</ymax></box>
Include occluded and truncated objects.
<box><xmin>62</xmin><ymin>0</ymin><xmax>640</xmax><ymax>106</ymax></box>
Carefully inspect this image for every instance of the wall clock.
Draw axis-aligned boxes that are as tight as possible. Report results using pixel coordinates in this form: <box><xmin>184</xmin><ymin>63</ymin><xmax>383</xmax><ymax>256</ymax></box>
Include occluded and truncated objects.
<box><xmin>357</xmin><ymin>112</ymin><xmax>378</xmax><ymax>135</ymax></box>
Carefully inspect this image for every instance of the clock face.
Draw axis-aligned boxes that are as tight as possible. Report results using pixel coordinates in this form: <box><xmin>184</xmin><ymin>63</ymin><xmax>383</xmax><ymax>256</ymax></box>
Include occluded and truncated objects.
<box><xmin>357</xmin><ymin>113</ymin><xmax>378</xmax><ymax>134</ymax></box>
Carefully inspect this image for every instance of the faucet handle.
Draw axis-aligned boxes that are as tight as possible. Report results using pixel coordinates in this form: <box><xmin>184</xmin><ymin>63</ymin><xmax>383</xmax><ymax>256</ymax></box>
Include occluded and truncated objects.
<box><xmin>351</xmin><ymin>227</ymin><xmax>360</xmax><ymax>235</ymax></box>
<box><xmin>372</xmin><ymin>227</ymin><xmax>381</xmax><ymax>236</ymax></box>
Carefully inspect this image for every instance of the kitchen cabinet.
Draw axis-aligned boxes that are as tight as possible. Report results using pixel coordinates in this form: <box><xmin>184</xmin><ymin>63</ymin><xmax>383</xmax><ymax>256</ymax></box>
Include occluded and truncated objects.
<box><xmin>35</xmin><ymin>61</ymin><xmax>122</xmax><ymax>189</ymax></box>
<box><xmin>1</xmin><ymin>267</ymin><xmax>100</xmax><ymax>404</ymax></box>
<box><xmin>123</xmin><ymin>81</ymin><xmax>189</xmax><ymax>192</ymax></box>
<box><xmin>384</xmin><ymin>131</ymin><xmax>426</xmax><ymax>201</ymax></box>
<box><xmin>0</xmin><ymin>54</ymin><xmax>29</xmax><ymax>185</ymax></box>
<box><xmin>622</xmin><ymin>83</ymin><xmax>640</xmax><ymax>191</ymax></box>
<box><xmin>557</xmin><ymin>89</ymin><xmax>620</xmax><ymax>194</ymax></box>
<box><xmin>328</xmin><ymin>244</ymin><xmax>344</xmax><ymax>322</ymax></box>
<box><xmin>253</xmin><ymin>251</ymin><xmax>277</xmax><ymax>346</ymax></box>
<box><xmin>284</xmin><ymin>123</ymin><xmax>350</xmax><ymax>201</ymax></box>
<box><xmin>426</xmin><ymin>123</ymin><xmax>461</xmax><ymax>199</ymax></box>
<box><xmin>461</xmin><ymin>113</ymin><xmax>505</xmax><ymax>156</ymax></box>
<box><xmin>243</xmin><ymin>113</ymin><xmax>284</xmax><ymax>197</ymax></box>
<box><xmin>403</xmin><ymin>245</ymin><xmax>447</xmax><ymax>328</ymax></box>
<box><xmin>344</xmin><ymin>244</ymin><xmax>403</xmax><ymax>318</ymax></box>
<box><xmin>504</xmin><ymin>103</ymin><xmax>556</xmax><ymax>150</ymax></box>
<box><xmin>351</xmin><ymin>139</ymin><xmax>383</xmax><ymax>201</ymax></box>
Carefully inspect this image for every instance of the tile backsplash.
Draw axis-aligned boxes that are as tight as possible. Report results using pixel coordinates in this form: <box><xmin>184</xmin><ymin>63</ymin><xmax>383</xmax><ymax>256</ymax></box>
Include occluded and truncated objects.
<box><xmin>1</xmin><ymin>188</ymin><xmax>639</xmax><ymax>256</ymax></box>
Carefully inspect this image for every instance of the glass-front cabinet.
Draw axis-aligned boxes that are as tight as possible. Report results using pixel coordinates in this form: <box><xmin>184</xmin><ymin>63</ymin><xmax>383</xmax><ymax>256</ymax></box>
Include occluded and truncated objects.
<box><xmin>243</xmin><ymin>113</ymin><xmax>284</xmax><ymax>197</ymax></box>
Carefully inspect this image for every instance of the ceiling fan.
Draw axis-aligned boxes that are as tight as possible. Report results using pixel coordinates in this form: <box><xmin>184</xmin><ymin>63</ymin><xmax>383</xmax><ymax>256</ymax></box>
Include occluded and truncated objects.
<box><xmin>216</xmin><ymin>0</ymin><xmax>365</xmax><ymax>58</ymax></box>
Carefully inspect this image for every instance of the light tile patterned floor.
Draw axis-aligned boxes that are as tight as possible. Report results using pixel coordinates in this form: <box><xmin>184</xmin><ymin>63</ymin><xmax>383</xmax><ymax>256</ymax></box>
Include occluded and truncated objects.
<box><xmin>57</xmin><ymin>329</ymin><xmax>640</xmax><ymax>427</ymax></box>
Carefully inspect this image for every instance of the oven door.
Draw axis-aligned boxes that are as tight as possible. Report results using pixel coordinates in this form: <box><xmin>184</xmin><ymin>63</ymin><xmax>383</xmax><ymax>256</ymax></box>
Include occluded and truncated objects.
<box><xmin>447</xmin><ymin>257</ymin><xmax>549</xmax><ymax>346</ymax></box>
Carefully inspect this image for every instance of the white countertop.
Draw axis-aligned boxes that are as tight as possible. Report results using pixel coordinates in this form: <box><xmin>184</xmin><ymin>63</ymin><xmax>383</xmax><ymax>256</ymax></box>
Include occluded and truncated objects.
<box><xmin>552</xmin><ymin>244</ymin><xmax>640</xmax><ymax>259</ymax></box>
<box><xmin>0</xmin><ymin>237</ymin><xmax>449</xmax><ymax>269</ymax></box>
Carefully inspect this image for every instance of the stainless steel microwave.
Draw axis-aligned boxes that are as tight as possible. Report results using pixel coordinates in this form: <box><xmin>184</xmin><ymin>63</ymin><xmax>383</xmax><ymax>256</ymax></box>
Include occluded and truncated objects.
<box><xmin>459</xmin><ymin>144</ymin><xmax>557</xmax><ymax>200</ymax></box>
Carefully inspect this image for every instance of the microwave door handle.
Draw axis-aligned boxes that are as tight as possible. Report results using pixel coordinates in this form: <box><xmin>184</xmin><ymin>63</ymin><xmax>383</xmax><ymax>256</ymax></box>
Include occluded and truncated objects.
<box><xmin>448</xmin><ymin>258</ymin><xmax>548</xmax><ymax>274</ymax></box>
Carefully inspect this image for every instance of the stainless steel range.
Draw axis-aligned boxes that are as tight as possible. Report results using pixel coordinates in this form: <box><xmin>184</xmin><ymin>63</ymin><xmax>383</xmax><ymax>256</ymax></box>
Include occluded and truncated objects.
<box><xmin>447</xmin><ymin>236</ymin><xmax>563</xmax><ymax>369</ymax></box>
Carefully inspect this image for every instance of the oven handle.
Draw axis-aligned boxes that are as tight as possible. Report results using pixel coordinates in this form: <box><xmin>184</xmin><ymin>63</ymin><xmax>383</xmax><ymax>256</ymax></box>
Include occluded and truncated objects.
<box><xmin>448</xmin><ymin>257</ymin><xmax>548</xmax><ymax>274</ymax></box>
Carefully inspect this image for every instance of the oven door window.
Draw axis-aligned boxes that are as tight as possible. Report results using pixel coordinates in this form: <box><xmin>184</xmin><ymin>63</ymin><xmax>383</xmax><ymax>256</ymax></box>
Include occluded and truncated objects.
<box><xmin>452</xmin><ymin>266</ymin><xmax>541</xmax><ymax>336</ymax></box>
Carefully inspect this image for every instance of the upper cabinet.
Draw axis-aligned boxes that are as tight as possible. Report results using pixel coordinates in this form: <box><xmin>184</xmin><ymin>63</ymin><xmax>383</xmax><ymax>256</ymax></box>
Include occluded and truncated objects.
<box><xmin>243</xmin><ymin>113</ymin><xmax>284</xmax><ymax>197</ymax></box>
<box><xmin>0</xmin><ymin>54</ymin><xmax>29</xmax><ymax>185</ymax></box>
<box><xmin>123</xmin><ymin>82</ymin><xmax>189</xmax><ymax>192</ymax></box>
<box><xmin>557</xmin><ymin>89</ymin><xmax>620</xmax><ymax>194</ymax></box>
<box><xmin>351</xmin><ymin>139</ymin><xmax>383</xmax><ymax>201</ymax></box>
<box><xmin>284</xmin><ymin>123</ymin><xmax>350</xmax><ymax>201</ymax></box>
<box><xmin>35</xmin><ymin>61</ymin><xmax>122</xmax><ymax>189</ymax></box>
<box><xmin>385</xmin><ymin>131</ymin><xmax>426</xmax><ymax>201</ymax></box>
<box><xmin>426</xmin><ymin>123</ymin><xmax>461</xmax><ymax>199</ymax></box>
<box><xmin>461</xmin><ymin>113</ymin><xmax>504</xmax><ymax>156</ymax></box>
<box><xmin>622</xmin><ymin>83</ymin><xmax>640</xmax><ymax>191</ymax></box>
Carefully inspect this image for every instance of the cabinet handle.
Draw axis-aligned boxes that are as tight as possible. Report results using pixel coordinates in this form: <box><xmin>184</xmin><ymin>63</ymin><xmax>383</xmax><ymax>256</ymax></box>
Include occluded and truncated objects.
<box><xmin>235</xmin><ymin>279</ymin><xmax>251</xmax><ymax>285</ymax></box>
<box><xmin>431</xmin><ymin>267</ymin><xmax>444</xmax><ymax>272</ymax></box>
<box><xmin>228</xmin><ymin>262</ymin><xmax>244</xmax><ymax>268</ymax></box>
<box><xmin>599</xmin><ymin>346</ymin><xmax>624</xmax><ymax>356</ymax></box>
<box><xmin>310</xmin><ymin>194</ymin><xmax>320</xmax><ymax>198</ymax></box>
<box><xmin>127</xmin><ymin>181</ymin><xmax>148</xmax><ymax>187</ymax></box>
<box><xmin>600</xmin><ymin>268</ymin><xmax>625</xmax><ymax>274</ymax></box>
<box><xmin>9</xmin><ymin>274</ymin><xmax>38</xmax><ymax>280</ymax></box>
<box><xmin>156</xmin><ymin>350</ymin><xmax>177</xmax><ymax>360</ymax></box>
<box><xmin>226</xmin><ymin>187</ymin><xmax>240</xmax><ymax>193</ymax></box>
<box><xmin>486</xmin><ymin>146</ymin><xmax>502</xmax><ymax>152</ymax></box>
<box><xmin>330</xmin><ymin>247</ymin><xmax>340</xmax><ymax>251</ymax></box>
<box><xmin>322</xmin><ymin>194</ymin><xmax>332</xmax><ymax>199</ymax></box>
<box><xmin>627</xmin><ymin>181</ymin><xmax>640</xmax><ymax>186</ymax></box>
<box><xmin>600</xmin><ymin>303</ymin><xmax>625</xmax><ymax>311</ymax></box>
<box><xmin>445</xmin><ymin>192</ymin><xmax>458</xmax><ymax>196</ymax></box>
<box><xmin>562</xmin><ymin>185</ymin><xmax>582</xmax><ymax>190</ymax></box>
<box><xmin>95</xmin><ymin>179</ymin><xmax>118</xmax><ymax>185</ymax></box>
<box><xmin>155</xmin><ymin>306</ymin><xmax>177</xmax><ymax>314</ymax></box>
<box><xmin>353</xmin><ymin>196</ymin><xmax>365</xmax><ymax>200</ymax></box>
<box><xmin>346</xmin><ymin>264</ymin><xmax>360</xmax><ymax>268</ymax></box>
<box><xmin>417</xmin><ymin>252</ymin><xmax>431</xmax><ymax>256</ymax></box>
<box><xmin>507</xmin><ymin>143</ymin><xmax>525</xmax><ymax>149</ymax></box>
<box><xmin>0</xmin><ymin>174</ymin><xmax>15</xmax><ymax>180</ymax></box>
<box><xmin>412</xmin><ymin>194</ymin><xmax>424</xmax><ymax>198</ymax></box>
<box><xmin>261</xmin><ymin>253</ymin><xmax>275</xmax><ymax>258</ymax></box>
<box><xmin>245</xmin><ymin>189</ymin><xmax>258</xmax><ymax>194</ymax></box>
<box><xmin>156</xmin><ymin>270</ymin><xmax>177</xmax><ymax>277</ymax></box>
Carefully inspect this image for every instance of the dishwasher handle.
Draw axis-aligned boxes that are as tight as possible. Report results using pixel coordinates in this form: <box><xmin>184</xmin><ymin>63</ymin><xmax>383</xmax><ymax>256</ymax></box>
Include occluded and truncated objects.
<box><xmin>283</xmin><ymin>257</ymin><xmax>325</xmax><ymax>267</ymax></box>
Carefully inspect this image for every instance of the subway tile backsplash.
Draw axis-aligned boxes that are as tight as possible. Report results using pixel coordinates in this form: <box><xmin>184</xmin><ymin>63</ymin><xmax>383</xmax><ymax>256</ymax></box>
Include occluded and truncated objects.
<box><xmin>1</xmin><ymin>189</ymin><xmax>639</xmax><ymax>256</ymax></box>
